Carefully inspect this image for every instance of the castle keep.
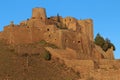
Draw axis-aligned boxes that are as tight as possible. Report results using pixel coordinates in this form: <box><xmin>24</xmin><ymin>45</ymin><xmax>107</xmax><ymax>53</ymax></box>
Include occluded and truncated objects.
<box><xmin>0</xmin><ymin>8</ymin><xmax>113</xmax><ymax>60</ymax></box>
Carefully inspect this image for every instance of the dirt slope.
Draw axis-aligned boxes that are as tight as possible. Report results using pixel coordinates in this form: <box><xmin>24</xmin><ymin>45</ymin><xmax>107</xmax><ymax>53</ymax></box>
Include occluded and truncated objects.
<box><xmin>0</xmin><ymin>40</ymin><xmax>79</xmax><ymax>80</ymax></box>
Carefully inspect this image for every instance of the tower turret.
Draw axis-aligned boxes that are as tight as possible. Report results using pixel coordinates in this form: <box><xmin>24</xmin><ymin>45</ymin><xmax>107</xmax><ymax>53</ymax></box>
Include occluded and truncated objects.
<box><xmin>32</xmin><ymin>8</ymin><xmax>47</xmax><ymax>21</ymax></box>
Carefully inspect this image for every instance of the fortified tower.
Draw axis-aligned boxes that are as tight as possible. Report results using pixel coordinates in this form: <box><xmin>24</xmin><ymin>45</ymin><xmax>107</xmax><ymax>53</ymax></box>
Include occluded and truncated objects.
<box><xmin>32</xmin><ymin>8</ymin><xmax>47</xmax><ymax>21</ymax></box>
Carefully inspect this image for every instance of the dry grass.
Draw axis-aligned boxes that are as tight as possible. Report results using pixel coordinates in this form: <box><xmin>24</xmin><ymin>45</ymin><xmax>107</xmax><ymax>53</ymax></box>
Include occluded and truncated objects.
<box><xmin>0</xmin><ymin>40</ymin><xmax>79</xmax><ymax>80</ymax></box>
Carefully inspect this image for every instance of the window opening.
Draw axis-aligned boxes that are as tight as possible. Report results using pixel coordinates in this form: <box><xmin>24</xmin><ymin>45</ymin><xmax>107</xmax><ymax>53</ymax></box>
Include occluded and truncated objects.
<box><xmin>78</xmin><ymin>41</ymin><xmax>81</xmax><ymax>43</ymax></box>
<box><xmin>47</xmin><ymin>29</ymin><xmax>50</xmax><ymax>31</ymax></box>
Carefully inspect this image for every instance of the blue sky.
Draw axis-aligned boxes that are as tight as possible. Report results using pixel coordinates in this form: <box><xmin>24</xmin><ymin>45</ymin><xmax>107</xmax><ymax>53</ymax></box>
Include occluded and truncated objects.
<box><xmin>0</xmin><ymin>0</ymin><xmax>120</xmax><ymax>59</ymax></box>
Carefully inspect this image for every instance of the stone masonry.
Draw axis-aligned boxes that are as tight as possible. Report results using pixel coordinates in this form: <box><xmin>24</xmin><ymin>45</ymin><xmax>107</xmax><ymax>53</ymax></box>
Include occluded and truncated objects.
<box><xmin>0</xmin><ymin>7</ymin><xmax>114</xmax><ymax>60</ymax></box>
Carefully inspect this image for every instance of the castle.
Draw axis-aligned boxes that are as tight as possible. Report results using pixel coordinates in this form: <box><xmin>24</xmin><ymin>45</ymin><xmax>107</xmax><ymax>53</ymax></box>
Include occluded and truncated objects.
<box><xmin>0</xmin><ymin>8</ymin><xmax>114</xmax><ymax>60</ymax></box>
<box><xmin>0</xmin><ymin>8</ymin><xmax>120</xmax><ymax>80</ymax></box>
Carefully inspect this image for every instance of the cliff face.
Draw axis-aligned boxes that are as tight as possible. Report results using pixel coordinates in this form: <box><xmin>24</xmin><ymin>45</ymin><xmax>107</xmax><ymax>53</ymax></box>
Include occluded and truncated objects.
<box><xmin>0</xmin><ymin>8</ymin><xmax>114</xmax><ymax>60</ymax></box>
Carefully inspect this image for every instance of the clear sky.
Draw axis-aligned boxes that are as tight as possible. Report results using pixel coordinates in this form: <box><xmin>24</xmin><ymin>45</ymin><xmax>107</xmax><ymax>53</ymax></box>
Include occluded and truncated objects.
<box><xmin>0</xmin><ymin>0</ymin><xmax>120</xmax><ymax>59</ymax></box>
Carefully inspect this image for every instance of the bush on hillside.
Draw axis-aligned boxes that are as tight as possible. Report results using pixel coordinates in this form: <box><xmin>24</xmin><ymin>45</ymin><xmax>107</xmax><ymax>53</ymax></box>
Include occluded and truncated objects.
<box><xmin>94</xmin><ymin>33</ymin><xmax>115</xmax><ymax>52</ymax></box>
<box><xmin>44</xmin><ymin>51</ymin><xmax>51</xmax><ymax>60</ymax></box>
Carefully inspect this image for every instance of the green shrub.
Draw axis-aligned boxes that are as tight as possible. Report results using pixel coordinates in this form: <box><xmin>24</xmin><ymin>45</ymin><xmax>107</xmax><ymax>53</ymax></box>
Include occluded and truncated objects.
<box><xmin>94</xmin><ymin>33</ymin><xmax>115</xmax><ymax>52</ymax></box>
<box><xmin>39</xmin><ymin>40</ymin><xmax>47</xmax><ymax>45</ymax></box>
<box><xmin>48</xmin><ymin>44</ymin><xmax>58</xmax><ymax>49</ymax></box>
<box><xmin>44</xmin><ymin>51</ymin><xmax>51</xmax><ymax>60</ymax></box>
<box><xmin>94</xmin><ymin>33</ymin><xmax>105</xmax><ymax>48</ymax></box>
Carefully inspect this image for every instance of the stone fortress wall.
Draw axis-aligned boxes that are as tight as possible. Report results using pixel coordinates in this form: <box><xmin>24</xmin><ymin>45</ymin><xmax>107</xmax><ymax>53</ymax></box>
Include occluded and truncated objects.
<box><xmin>0</xmin><ymin>7</ymin><xmax>114</xmax><ymax>60</ymax></box>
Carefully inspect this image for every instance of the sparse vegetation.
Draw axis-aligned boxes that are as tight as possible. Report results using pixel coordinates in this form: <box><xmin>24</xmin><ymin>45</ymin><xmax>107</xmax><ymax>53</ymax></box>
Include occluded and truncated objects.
<box><xmin>39</xmin><ymin>40</ymin><xmax>47</xmax><ymax>45</ymax></box>
<box><xmin>94</xmin><ymin>33</ymin><xmax>115</xmax><ymax>52</ymax></box>
<box><xmin>44</xmin><ymin>51</ymin><xmax>51</xmax><ymax>60</ymax></box>
<box><xmin>48</xmin><ymin>43</ymin><xmax>58</xmax><ymax>49</ymax></box>
<box><xmin>39</xmin><ymin>40</ymin><xmax>58</xmax><ymax>49</ymax></box>
<box><xmin>0</xmin><ymin>40</ymin><xmax>79</xmax><ymax>80</ymax></box>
